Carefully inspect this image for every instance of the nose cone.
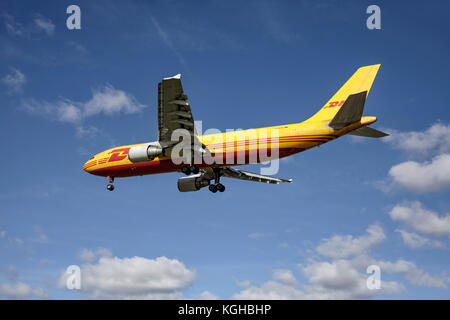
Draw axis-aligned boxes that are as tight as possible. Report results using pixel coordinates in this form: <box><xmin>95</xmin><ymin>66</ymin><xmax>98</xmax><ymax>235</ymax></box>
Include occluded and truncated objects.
<box><xmin>83</xmin><ymin>157</ymin><xmax>97</xmax><ymax>173</ymax></box>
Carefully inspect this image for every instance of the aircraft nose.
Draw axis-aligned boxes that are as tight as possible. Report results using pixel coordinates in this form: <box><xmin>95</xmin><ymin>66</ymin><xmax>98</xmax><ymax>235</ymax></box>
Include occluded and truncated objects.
<box><xmin>83</xmin><ymin>157</ymin><xmax>97</xmax><ymax>173</ymax></box>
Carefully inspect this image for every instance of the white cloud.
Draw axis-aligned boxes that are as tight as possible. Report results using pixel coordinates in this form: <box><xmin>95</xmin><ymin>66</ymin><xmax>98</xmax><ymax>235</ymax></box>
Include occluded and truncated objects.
<box><xmin>388</xmin><ymin>154</ymin><xmax>450</xmax><ymax>193</ymax></box>
<box><xmin>0</xmin><ymin>281</ymin><xmax>47</xmax><ymax>299</ymax></box>
<box><xmin>272</xmin><ymin>269</ymin><xmax>297</xmax><ymax>286</ymax></box>
<box><xmin>84</xmin><ymin>85</ymin><xmax>145</xmax><ymax>116</ymax></box>
<box><xmin>75</xmin><ymin>125</ymin><xmax>100</xmax><ymax>138</ymax></box>
<box><xmin>193</xmin><ymin>291</ymin><xmax>219</xmax><ymax>300</ymax></box>
<box><xmin>235</xmin><ymin>279</ymin><xmax>251</xmax><ymax>288</ymax></box>
<box><xmin>78</xmin><ymin>247</ymin><xmax>113</xmax><ymax>263</ymax></box>
<box><xmin>232</xmin><ymin>280</ymin><xmax>306</xmax><ymax>300</ymax></box>
<box><xmin>316</xmin><ymin>224</ymin><xmax>386</xmax><ymax>259</ymax></box>
<box><xmin>59</xmin><ymin>252</ymin><xmax>195</xmax><ymax>299</ymax></box>
<box><xmin>232</xmin><ymin>224</ymin><xmax>447</xmax><ymax>299</ymax></box>
<box><xmin>150</xmin><ymin>16</ymin><xmax>186</xmax><ymax>67</ymax></box>
<box><xmin>390</xmin><ymin>202</ymin><xmax>450</xmax><ymax>237</ymax></box>
<box><xmin>396</xmin><ymin>229</ymin><xmax>444</xmax><ymax>249</ymax></box>
<box><xmin>301</xmin><ymin>258</ymin><xmax>404</xmax><ymax>299</ymax></box>
<box><xmin>2</xmin><ymin>67</ymin><xmax>26</xmax><ymax>93</ymax></box>
<box><xmin>2</xmin><ymin>13</ymin><xmax>55</xmax><ymax>37</ymax></box>
<box><xmin>377</xmin><ymin>259</ymin><xmax>448</xmax><ymax>289</ymax></box>
<box><xmin>33</xmin><ymin>15</ymin><xmax>55</xmax><ymax>36</ymax></box>
<box><xmin>384</xmin><ymin>123</ymin><xmax>450</xmax><ymax>155</ymax></box>
<box><xmin>22</xmin><ymin>85</ymin><xmax>145</xmax><ymax>131</ymax></box>
<box><xmin>2</xmin><ymin>13</ymin><xmax>25</xmax><ymax>36</ymax></box>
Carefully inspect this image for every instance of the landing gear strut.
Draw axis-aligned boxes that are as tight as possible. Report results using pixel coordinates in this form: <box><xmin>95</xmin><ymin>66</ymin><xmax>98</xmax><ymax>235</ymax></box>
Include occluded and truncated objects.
<box><xmin>209</xmin><ymin>169</ymin><xmax>225</xmax><ymax>193</ymax></box>
<box><xmin>106</xmin><ymin>176</ymin><xmax>115</xmax><ymax>191</ymax></box>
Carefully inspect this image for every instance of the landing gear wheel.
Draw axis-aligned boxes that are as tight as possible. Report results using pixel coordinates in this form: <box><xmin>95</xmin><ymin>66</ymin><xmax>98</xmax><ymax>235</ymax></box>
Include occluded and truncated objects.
<box><xmin>190</xmin><ymin>165</ymin><xmax>199</xmax><ymax>174</ymax></box>
<box><xmin>216</xmin><ymin>183</ymin><xmax>225</xmax><ymax>192</ymax></box>
<box><xmin>181</xmin><ymin>166</ymin><xmax>191</xmax><ymax>175</ymax></box>
<box><xmin>107</xmin><ymin>184</ymin><xmax>115</xmax><ymax>191</ymax></box>
<box><xmin>209</xmin><ymin>184</ymin><xmax>218</xmax><ymax>193</ymax></box>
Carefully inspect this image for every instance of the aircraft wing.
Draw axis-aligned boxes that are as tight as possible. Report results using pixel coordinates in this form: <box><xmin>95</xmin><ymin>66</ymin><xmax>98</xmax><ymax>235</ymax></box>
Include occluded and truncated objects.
<box><xmin>209</xmin><ymin>167</ymin><xmax>292</xmax><ymax>184</ymax></box>
<box><xmin>158</xmin><ymin>74</ymin><xmax>207</xmax><ymax>157</ymax></box>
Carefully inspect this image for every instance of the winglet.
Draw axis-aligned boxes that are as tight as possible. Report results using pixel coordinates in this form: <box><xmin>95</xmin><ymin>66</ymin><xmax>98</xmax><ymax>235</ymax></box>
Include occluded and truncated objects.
<box><xmin>163</xmin><ymin>74</ymin><xmax>181</xmax><ymax>80</ymax></box>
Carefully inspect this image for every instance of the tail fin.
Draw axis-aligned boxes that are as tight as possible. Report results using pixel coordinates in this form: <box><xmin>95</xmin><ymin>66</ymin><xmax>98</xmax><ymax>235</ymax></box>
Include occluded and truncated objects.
<box><xmin>306</xmin><ymin>64</ymin><xmax>380</xmax><ymax>123</ymax></box>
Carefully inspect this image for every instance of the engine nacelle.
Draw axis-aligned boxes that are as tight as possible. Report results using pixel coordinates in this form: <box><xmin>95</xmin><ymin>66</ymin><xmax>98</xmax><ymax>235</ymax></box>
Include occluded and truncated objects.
<box><xmin>177</xmin><ymin>174</ymin><xmax>210</xmax><ymax>192</ymax></box>
<box><xmin>128</xmin><ymin>142</ymin><xmax>163</xmax><ymax>163</ymax></box>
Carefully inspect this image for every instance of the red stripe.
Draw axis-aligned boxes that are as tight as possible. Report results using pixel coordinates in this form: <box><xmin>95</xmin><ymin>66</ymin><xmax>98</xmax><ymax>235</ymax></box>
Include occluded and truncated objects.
<box><xmin>208</xmin><ymin>138</ymin><xmax>330</xmax><ymax>149</ymax></box>
<box><xmin>206</xmin><ymin>135</ymin><xmax>335</xmax><ymax>148</ymax></box>
<box><xmin>89</xmin><ymin>147</ymin><xmax>306</xmax><ymax>178</ymax></box>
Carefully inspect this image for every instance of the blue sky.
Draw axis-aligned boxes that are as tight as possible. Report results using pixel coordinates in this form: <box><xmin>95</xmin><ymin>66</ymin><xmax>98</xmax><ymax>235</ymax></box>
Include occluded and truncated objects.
<box><xmin>1</xmin><ymin>0</ymin><xmax>450</xmax><ymax>299</ymax></box>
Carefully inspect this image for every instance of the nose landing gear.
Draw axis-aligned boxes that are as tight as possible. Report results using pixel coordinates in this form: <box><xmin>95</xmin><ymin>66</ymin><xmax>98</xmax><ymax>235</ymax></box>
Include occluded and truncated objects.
<box><xmin>106</xmin><ymin>176</ymin><xmax>115</xmax><ymax>191</ymax></box>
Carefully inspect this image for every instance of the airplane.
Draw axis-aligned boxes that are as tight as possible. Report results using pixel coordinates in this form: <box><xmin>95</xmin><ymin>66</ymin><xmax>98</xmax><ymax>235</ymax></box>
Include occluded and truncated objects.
<box><xmin>83</xmin><ymin>64</ymin><xmax>388</xmax><ymax>193</ymax></box>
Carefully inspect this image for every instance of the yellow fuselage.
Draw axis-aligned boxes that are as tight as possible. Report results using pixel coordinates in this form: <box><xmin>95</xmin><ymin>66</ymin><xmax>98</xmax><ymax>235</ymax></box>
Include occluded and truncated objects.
<box><xmin>83</xmin><ymin>116</ymin><xmax>377</xmax><ymax>178</ymax></box>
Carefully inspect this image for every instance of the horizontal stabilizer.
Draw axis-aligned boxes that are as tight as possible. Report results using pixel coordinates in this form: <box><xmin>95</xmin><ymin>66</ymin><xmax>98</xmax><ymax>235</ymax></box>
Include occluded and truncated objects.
<box><xmin>349</xmin><ymin>126</ymin><xmax>389</xmax><ymax>138</ymax></box>
<box><xmin>329</xmin><ymin>91</ymin><xmax>367</xmax><ymax>129</ymax></box>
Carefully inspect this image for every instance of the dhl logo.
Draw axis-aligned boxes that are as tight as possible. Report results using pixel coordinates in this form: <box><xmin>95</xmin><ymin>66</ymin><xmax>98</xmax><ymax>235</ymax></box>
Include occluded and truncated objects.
<box><xmin>324</xmin><ymin>100</ymin><xmax>345</xmax><ymax>109</ymax></box>
<box><xmin>108</xmin><ymin>147</ymin><xmax>130</xmax><ymax>162</ymax></box>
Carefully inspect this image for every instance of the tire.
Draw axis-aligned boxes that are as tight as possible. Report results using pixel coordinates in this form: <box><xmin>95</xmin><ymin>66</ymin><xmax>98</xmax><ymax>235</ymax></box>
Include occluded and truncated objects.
<box><xmin>107</xmin><ymin>184</ymin><xmax>115</xmax><ymax>191</ymax></box>
<box><xmin>216</xmin><ymin>183</ymin><xmax>225</xmax><ymax>192</ymax></box>
<box><xmin>209</xmin><ymin>184</ymin><xmax>218</xmax><ymax>193</ymax></box>
<box><xmin>181</xmin><ymin>166</ymin><xmax>191</xmax><ymax>175</ymax></box>
<box><xmin>190</xmin><ymin>165</ymin><xmax>199</xmax><ymax>174</ymax></box>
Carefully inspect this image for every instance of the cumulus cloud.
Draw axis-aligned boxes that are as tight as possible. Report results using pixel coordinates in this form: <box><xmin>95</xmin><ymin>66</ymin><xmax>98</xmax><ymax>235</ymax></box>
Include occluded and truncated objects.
<box><xmin>59</xmin><ymin>251</ymin><xmax>195</xmax><ymax>299</ymax></box>
<box><xmin>0</xmin><ymin>281</ymin><xmax>47</xmax><ymax>299</ymax></box>
<box><xmin>377</xmin><ymin>259</ymin><xmax>448</xmax><ymax>289</ymax></box>
<box><xmin>272</xmin><ymin>269</ymin><xmax>297</xmax><ymax>286</ymax></box>
<box><xmin>384</xmin><ymin>123</ymin><xmax>450</xmax><ymax>155</ymax></box>
<box><xmin>2</xmin><ymin>67</ymin><xmax>26</xmax><ymax>93</ymax></box>
<box><xmin>396</xmin><ymin>229</ymin><xmax>444</xmax><ymax>249</ymax></box>
<box><xmin>21</xmin><ymin>85</ymin><xmax>145</xmax><ymax>137</ymax></box>
<box><xmin>235</xmin><ymin>279</ymin><xmax>251</xmax><ymax>288</ymax></box>
<box><xmin>78</xmin><ymin>247</ymin><xmax>113</xmax><ymax>263</ymax></box>
<box><xmin>193</xmin><ymin>291</ymin><xmax>219</xmax><ymax>300</ymax></box>
<box><xmin>84</xmin><ymin>85</ymin><xmax>145</xmax><ymax>116</ymax></box>
<box><xmin>388</xmin><ymin>154</ymin><xmax>450</xmax><ymax>193</ymax></box>
<box><xmin>232</xmin><ymin>280</ymin><xmax>305</xmax><ymax>300</ymax></box>
<box><xmin>232</xmin><ymin>224</ymin><xmax>448</xmax><ymax>299</ymax></box>
<box><xmin>0</xmin><ymin>266</ymin><xmax>47</xmax><ymax>299</ymax></box>
<box><xmin>390</xmin><ymin>202</ymin><xmax>450</xmax><ymax>237</ymax></box>
<box><xmin>380</xmin><ymin>123</ymin><xmax>450</xmax><ymax>193</ymax></box>
<box><xmin>316</xmin><ymin>224</ymin><xmax>386</xmax><ymax>259</ymax></box>
<box><xmin>301</xmin><ymin>258</ymin><xmax>404</xmax><ymax>299</ymax></box>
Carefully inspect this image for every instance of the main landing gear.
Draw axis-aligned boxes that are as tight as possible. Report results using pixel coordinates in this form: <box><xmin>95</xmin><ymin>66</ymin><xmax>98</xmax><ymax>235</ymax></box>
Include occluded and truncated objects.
<box><xmin>209</xmin><ymin>168</ymin><xmax>225</xmax><ymax>193</ymax></box>
<box><xmin>106</xmin><ymin>176</ymin><xmax>115</xmax><ymax>191</ymax></box>
<box><xmin>208</xmin><ymin>183</ymin><xmax>225</xmax><ymax>193</ymax></box>
<box><xmin>181</xmin><ymin>165</ymin><xmax>200</xmax><ymax>175</ymax></box>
